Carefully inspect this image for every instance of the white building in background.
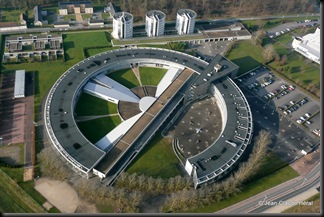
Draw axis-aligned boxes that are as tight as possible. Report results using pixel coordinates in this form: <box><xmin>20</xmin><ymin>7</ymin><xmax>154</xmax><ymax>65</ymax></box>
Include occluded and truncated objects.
<box><xmin>112</xmin><ymin>12</ymin><xmax>133</xmax><ymax>39</ymax></box>
<box><xmin>292</xmin><ymin>27</ymin><xmax>320</xmax><ymax>64</ymax></box>
<box><xmin>145</xmin><ymin>10</ymin><xmax>166</xmax><ymax>37</ymax></box>
<box><xmin>175</xmin><ymin>9</ymin><xmax>197</xmax><ymax>35</ymax></box>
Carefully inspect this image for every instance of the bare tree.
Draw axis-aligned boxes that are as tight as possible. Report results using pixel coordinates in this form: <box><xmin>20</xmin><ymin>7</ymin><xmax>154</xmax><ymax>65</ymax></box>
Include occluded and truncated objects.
<box><xmin>253</xmin><ymin>29</ymin><xmax>266</xmax><ymax>45</ymax></box>
<box><xmin>37</xmin><ymin>147</ymin><xmax>70</xmax><ymax>180</ymax></box>
<box><xmin>262</xmin><ymin>44</ymin><xmax>277</xmax><ymax>63</ymax></box>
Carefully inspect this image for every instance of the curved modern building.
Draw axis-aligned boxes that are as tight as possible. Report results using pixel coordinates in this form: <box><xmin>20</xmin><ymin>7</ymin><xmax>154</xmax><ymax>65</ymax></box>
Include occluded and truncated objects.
<box><xmin>112</xmin><ymin>12</ymin><xmax>133</xmax><ymax>39</ymax></box>
<box><xmin>44</xmin><ymin>47</ymin><xmax>253</xmax><ymax>188</ymax></box>
<box><xmin>292</xmin><ymin>27</ymin><xmax>320</xmax><ymax>64</ymax></box>
<box><xmin>145</xmin><ymin>10</ymin><xmax>166</xmax><ymax>37</ymax></box>
<box><xmin>176</xmin><ymin>9</ymin><xmax>197</xmax><ymax>35</ymax></box>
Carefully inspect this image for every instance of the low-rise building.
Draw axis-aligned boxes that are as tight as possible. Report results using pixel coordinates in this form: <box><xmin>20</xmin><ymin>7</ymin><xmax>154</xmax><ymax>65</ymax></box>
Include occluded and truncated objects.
<box><xmin>88</xmin><ymin>20</ymin><xmax>104</xmax><ymax>27</ymax></box>
<box><xmin>58</xmin><ymin>1</ymin><xmax>93</xmax><ymax>15</ymax></box>
<box><xmin>20</xmin><ymin>13</ymin><xmax>27</xmax><ymax>25</ymax></box>
<box><xmin>34</xmin><ymin>5</ymin><xmax>48</xmax><ymax>26</ymax></box>
<box><xmin>3</xmin><ymin>34</ymin><xmax>64</xmax><ymax>62</ymax></box>
<box><xmin>0</xmin><ymin>22</ymin><xmax>27</xmax><ymax>32</ymax></box>
<box><xmin>14</xmin><ymin>70</ymin><xmax>26</xmax><ymax>99</ymax></box>
<box><xmin>54</xmin><ymin>21</ymin><xmax>70</xmax><ymax>28</ymax></box>
<box><xmin>292</xmin><ymin>27</ymin><xmax>320</xmax><ymax>64</ymax></box>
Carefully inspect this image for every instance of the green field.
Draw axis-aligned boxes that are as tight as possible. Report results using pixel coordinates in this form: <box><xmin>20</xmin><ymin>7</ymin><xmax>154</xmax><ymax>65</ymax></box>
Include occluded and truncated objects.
<box><xmin>75</xmin><ymin>93</ymin><xmax>118</xmax><ymax>116</ymax></box>
<box><xmin>268</xmin><ymin>32</ymin><xmax>320</xmax><ymax>92</ymax></box>
<box><xmin>126</xmin><ymin>135</ymin><xmax>180</xmax><ymax>178</ymax></box>
<box><xmin>139</xmin><ymin>67</ymin><xmax>167</xmax><ymax>86</ymax></box>
<box><xmin>77</xmin><ymin>116</ymin><xmax>122</xmax><ymax>144</ymax></box>
<box><xmin>0</xmin><ymin>9</ymin><xmax>25</xmax><ymax>22</ymax></box>
<box><xmin>0</xmin><ymin>169</ymin><xmax>45</xmax><ymax>213</ymax></box>
<box><xmin>19</xmin><ymin>181</ymin><xmax>47</xmax><ymax>206</ymax></box>
<box><xmin>63</xmin><ymin>31</ymin><xmax>112</xmax><ymax>64</ymax></box>
<box><xmin>86</xmin><ymin>46</ymin><xmax>120</xmax><ymax>57</ymax></box>
<box><xmin>226</xmin><ymin>40</ymin><xmax>265</xmax><ymax>75</ymax></box>
<box><xmin>81</xmin><ymin>14</ymin><xmax>92</xmax><ymax>20</ymax></box>
<box><xmin>282</xmin><ymin>193</ymin><xmax>320</xmax><ymax>213</ymax></box>
<box><xmin>107</xmin><ymin>68</ymin><xmax>140</xmax><ymax>89</ymax></box>
<box><xmin>63</xmin><ymin>14</ymin><xmax>76</xmax><ymax>22</ymax></box>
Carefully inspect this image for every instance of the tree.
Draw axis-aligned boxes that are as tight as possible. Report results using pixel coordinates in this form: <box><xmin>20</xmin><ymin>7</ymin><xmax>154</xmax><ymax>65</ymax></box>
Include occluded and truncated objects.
<box><xmin>262</xmin><ymin>44</ymin><xmax>277</xmax><ymax>63</ymax></box>
<box><xmin>253</xmin><ymin>29</ymin><xmax>266</xmax><ymax>45</ymax></box>
<box><xmin>37</xmin><ymin>147</ymin><xmax>70</xmax><ymax>180</ymax></box>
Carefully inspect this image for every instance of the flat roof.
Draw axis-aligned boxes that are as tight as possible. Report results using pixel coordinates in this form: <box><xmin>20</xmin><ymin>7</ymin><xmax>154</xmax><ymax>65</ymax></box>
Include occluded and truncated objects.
<box><xmin>177</xmin><ymin>9</ymin><xmax>197</xmax><ymax>18</ymax></box>
<box><xmin>58</xmin><ymin>1</ymin><xmax>92</xmax><ymax>9</ymax></box>
<box><xmin>44</xmin><ymin>47</ymin><xmax>243</xmax><ymax>178</ymax></box>
<box><xmin>146</xmin><ymin>10</ymin><xmax>166</xmax><ymax>19</ymax></box>
<box><xmin>188</xmin><ymin>76</ymin><xmax>253</xmax><ymax>181</ymax></box>
<box><xmin>14</xmin><ymin>70</ymin><xmax>25</xmax><ymax>98</ymax></box>
<box><xmin>113</xmin><ymin>12</ymin><xmax>133</xmax><ymax>21</ymax></box>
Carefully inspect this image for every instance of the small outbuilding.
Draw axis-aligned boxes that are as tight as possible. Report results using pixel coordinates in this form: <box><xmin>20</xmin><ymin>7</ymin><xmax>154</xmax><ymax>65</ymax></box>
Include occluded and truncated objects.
<box><xmin>14</xmin><ymin>70</ymin><xmax>25</xmax><ymax>99</ymax></box>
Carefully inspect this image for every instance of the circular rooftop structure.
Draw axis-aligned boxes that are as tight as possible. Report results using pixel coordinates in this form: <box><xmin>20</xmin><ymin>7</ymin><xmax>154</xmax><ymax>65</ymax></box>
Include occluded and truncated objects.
<box><xmin>44</xmin><ymin>47</ymin><xmax>253</xmax><ymax>188</ymax></box>
<box><xmin>146</xmin><ymin>10</ymin><xmax>166</xmax><ymax>19</ymax></box>
<box><xmin>177</xmin><ymin>9</ymin><xmax>197</xmax><ymax>19</ymax></box>
<box><xmin>113</xmin><ymin>11</ymin><xmax>133</xmax><ymax>21</ymax></box>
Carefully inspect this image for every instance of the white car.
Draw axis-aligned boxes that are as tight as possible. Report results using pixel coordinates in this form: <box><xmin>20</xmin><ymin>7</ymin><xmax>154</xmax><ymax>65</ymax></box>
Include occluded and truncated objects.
<box><xmin>305</xmin><ymin>113</ymin><xmax>311</xmax><ymax>118</ymax></box>
<box><xmin>296</xmin><ymin>119</ymin><xmax>302</xmax><ymax>124</ymax></box>
<box><xmin>300</xmin><ymin>116</ymin><xmax>306</xmax><ymax>121</ymax></box>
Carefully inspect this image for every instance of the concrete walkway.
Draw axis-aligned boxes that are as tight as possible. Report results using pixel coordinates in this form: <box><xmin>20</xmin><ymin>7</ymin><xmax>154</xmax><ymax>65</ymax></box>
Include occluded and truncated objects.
<box><xmin>132</xmin><ymin>67</ymin><xmax>143</xmax><ymax>86</ymax></box>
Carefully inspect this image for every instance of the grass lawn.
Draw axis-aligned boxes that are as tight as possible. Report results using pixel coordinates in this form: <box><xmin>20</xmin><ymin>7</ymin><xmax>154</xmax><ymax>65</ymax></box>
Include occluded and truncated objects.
<box><xmin>81</xmin><ymin>14</ymin><xmax>92</xmax><ymax>20</ymax></box>
<box><xmin>126</xmin><ymin>134</ymin><xmax>180</xmax><ymax>178</ymax></box>
<box><xmin>0</xmin><ymin>9</ymin><xmax>25</xmax><ymax>22</ymax></box>
<box><xmin>282</xmin><ymin>193</ymin><xmax>320</xmax><ymax>213</ymax></box>
<box><xmin>226</xmin><ymin>40</ymin><xmax>265</xmax><ymax>75</ymax></box>
<box><xmin>86</xmin><ymin>46</ymin><xmax>120</xmax><ymax>57</ymax></box>
<box><xmin>139</xmin><ymin>67</ymin><xmax>167</xmax><ymax>86</ymax></box>
<box><xmin>0</xmin><ymin>168</ymin><xmax>45</xmax><ymax>213</ymax></box>
<box><xmin>107</xmin><ymin>68</ymin><xmax>140</xmax><ymax>89</ymax></box>
<box><xmin>101</xmin><ymin>13</ymin><xmax>110</xmax><ymax>20</ymax></box>
<box><xmin>63</xmin><ymin>31</ymin><xmax>111</xmax><ymax>64</ymax></box>
<box><xmin>75</xmin><ymin>93</ymin><xmax>118</xmax><ymax>116</ymax></box>
<box><xmin>96</xmin><ymin>204</ymin><xmax>114</xmax><ymax>213</ymax></box>
<box><xmin>19</xmin><ymin>181</ymin><xmax>47</xmax><ymax>205</ymax></box>
<box><xmin>267</xmin><ymin>34</ymin><xmax>320</xmax><ymax>91</ymax></box>
<box><xmin>77</xmin><ymin>116</ymin><xmax>122</xmax><ymax>144</ymax></box>
<box><xmin>187</xmin><ymin>160</ymin><xmax>298</xmax><ymax>213</ymax></box>
<box><xmin>63</xmin><ymin>14</ymin><xmax>76</xmax><ymax>21</ymax></box>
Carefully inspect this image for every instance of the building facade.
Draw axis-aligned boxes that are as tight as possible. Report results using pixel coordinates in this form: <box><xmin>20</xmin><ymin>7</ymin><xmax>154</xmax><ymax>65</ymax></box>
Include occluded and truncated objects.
<box><xmin>112</xmin><ymin>12</ymin><xmax>133</xmax><ymax>39</ymax></box>
<box><xmin>145</xmin><ymin>10</ymin><xmax>166</xmax><ymax>37</ymax></box>
<box><xmin>176</xmin><ymin>9</ymin><xmax>196</xmax><ymax>35</ymax></box>
<box><xmin>292</xmin><ymin>27</ymin><xmax>320</xmax><ymax>64</ymax></box>
<box><xmin>58</xmin><ymin>1</ymin><xmax>93</xmax><ymax>15</ymax></box>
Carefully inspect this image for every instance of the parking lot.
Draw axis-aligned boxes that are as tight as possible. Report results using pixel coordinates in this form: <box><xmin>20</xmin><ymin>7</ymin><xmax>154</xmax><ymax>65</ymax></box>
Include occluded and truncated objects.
<box><xmin>235</xmin><ymin>66</ymin><xmax>320</xmax><ymax>162</ymax></box>
<box><xmin>266</xmin><ymin>18</ymin><xmax>320</xmax><ymax>38</ymax></box>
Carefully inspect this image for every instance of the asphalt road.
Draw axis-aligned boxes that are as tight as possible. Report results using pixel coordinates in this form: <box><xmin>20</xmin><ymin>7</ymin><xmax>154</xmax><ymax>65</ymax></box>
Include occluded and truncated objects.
<box><xmin>216</xmin><ymin>162</ymin><xmax>320</xmax><ymax>213</ymax></box>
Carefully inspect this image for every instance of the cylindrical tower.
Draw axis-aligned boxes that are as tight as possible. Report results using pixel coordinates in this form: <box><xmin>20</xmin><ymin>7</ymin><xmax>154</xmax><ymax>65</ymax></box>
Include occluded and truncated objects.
<box><xmin>176</xmin><ymin>9</ymin><xmax>197</xmax><ymax>35</ymax></box>
<box><xmin>145</xmin><ymin>10</ymin><xmax>166</xmax><ymax>37</ymax></box>
<box><xmin>112</xmin><ymin>12</ymin><xmax>133</xmax><ymax>39</ymax></box>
